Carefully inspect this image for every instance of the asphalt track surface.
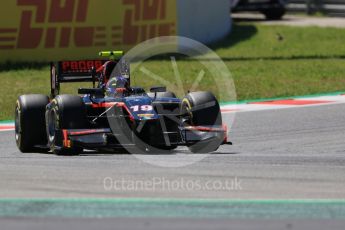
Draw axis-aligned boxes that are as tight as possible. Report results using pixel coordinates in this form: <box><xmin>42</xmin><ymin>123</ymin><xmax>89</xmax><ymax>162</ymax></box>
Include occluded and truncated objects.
<box><xmin>1</xmin><ymin>103</ymin><xmax>345</xmax><ymax>229</ymax></box>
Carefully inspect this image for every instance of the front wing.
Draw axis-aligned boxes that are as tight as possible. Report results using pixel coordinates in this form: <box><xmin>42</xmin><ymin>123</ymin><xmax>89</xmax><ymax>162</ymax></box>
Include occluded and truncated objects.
<box><xmin>58</xmin><ymin>125</ymin><xmax>229</xmax><ymax>150</ymax></box>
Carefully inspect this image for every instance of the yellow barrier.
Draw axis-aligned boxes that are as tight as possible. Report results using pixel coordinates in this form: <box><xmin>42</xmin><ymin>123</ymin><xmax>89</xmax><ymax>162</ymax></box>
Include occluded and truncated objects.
<box><xmin>0</xmin><ymin>0</ymin><xmax>177</xmax><ymax>62</ymax></box>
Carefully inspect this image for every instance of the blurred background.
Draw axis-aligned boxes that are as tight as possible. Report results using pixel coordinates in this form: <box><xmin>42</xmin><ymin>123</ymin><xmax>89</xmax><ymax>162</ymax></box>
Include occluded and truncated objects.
<box><xmin>232</xmin><ymin>0</ymin><xmax>345</xmax><ymax>19</ymax></box>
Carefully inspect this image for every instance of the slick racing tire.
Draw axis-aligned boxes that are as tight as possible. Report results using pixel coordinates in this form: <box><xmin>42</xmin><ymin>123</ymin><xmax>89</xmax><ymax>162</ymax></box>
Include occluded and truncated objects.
<box><xmin>181</xmin><ymin>91</ymin><xmax>223</xmax><ymax>153</ymax></box>
<box><xmin>15</xmin><ymin>94</ymin><xmax>49</xmax><ymax>153</ymax></box>
<box><xmin>182</xmin><ymin>91</ymin><xmax>222</xmax><ymax>126</ymax></box>
<box><xmin>46</xmin><ymin>95</ymin><xmax>85</xmax><ymax>155</ymax></box>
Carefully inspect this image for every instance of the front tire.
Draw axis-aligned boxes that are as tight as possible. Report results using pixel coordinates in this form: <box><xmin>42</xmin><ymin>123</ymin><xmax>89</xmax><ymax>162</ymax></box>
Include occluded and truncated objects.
<box><xmin>46</xmin><ymin>95</ymin><xmax>85</xmax><ymax>155</ymax></box>
<box><xmin>181</xmin><ymin>91</ymin><xmax>223</xmax><ymax>153</ymax></box>
<box><xmin>15</xmin><ymin>94</ymin><xmax>49</xmax><ymax>153</ymax></box>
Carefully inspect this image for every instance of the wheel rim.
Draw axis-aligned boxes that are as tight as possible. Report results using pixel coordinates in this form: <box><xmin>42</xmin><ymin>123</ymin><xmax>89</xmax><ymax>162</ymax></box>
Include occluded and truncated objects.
<box><xmin>181</xmin><ymin>101</ymin><xmax>193</xmax><ymax>125</ymax></box>
<box><xmin>48</xmin><ymin>109</ymin><xmax>56</xmax><ymax>143</ymax></box>
<box><xmin>14</xmin><ymin>106</ymin><xmax>20</xmax><ymax>142</ymax></box>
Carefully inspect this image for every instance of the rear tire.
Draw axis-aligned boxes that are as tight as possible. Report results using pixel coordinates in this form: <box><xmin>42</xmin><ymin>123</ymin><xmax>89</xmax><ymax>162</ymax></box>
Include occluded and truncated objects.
<box><xmin>15</xmin><ymin>95</ymin><xmax>49</xmax><ymax>153</ymax></box>
<box><xmin>181</xmin><ymin>91</ymin><xmax>223</xmax><ymax>153</ymax></box>
<box><xmin>46</xmin><ymin>95</ymin><xmax>85</xmax><ymax>155</ymax></box>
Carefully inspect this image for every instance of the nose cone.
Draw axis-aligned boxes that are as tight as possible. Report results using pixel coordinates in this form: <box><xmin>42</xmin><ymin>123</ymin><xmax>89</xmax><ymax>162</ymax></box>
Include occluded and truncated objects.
<box><xmin>125</xmin><ymin>97</ymin><xmax>158</xmax><ymax>121</ymax></box>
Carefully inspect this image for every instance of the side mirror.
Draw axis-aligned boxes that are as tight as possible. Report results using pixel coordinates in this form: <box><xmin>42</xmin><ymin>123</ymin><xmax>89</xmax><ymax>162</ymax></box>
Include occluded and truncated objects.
<box><xmin>150</xmin><ymin>86</ymin><xmax>166</xmax><ymax>93</ymax></box>
<box><xmin>78</xmin><ymin>88</ymin><xmax>104</xmax><ymax>96</ymax></box>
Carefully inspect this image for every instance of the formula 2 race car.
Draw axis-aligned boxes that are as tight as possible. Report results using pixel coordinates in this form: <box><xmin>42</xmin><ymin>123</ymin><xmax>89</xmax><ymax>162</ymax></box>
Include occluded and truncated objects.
<box><xmin>15</xmin><ymin>51</ymin><xmax>230</xmax><ymax>155</ymax></box>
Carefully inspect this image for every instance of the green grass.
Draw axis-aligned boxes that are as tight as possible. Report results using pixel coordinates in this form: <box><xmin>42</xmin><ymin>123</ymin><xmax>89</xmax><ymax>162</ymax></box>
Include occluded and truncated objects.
<box><xmin>1</xmin><ymin>23</ymin><xmax>345</xmax><ymax>120</ymax></box>
<box><xmin>0</xmin><ymin>68</ymin><xmax>93</xmax><ymax>120</ymax></box>
<box><xmin>213</xmin><ymin>23</ymin><xmax>345</xmax><ymax>58</ymax></box>
<box><xmin>229</xmin><ymin>59</ymin><xmax>345</xmax><ymax>99</ymax></box>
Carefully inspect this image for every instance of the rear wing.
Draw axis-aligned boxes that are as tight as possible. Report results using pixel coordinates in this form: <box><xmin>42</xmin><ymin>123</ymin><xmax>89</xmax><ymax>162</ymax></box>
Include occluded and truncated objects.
<box><xmin>50</xmin><ymin>51</ymin><xmax>126</xmax><ymax>98</ymax></box>
<box><xmin>50</xmin><ymin>60</ymin><xmax>108</xmax><ymax>98</ymax></box>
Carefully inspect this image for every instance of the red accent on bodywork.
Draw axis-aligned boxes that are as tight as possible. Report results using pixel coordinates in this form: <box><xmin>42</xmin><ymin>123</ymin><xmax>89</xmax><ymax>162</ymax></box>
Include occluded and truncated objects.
<box><xmin>62</xmin><ymin>129</ymin><xmax>69</xmax><ymax>148</ymax></box>
<box><xmin>91</xmin><ymin>102</ymin><xmax>134</xmax><ymax>121</ymax></box>
<box><xmin>186</xmin><ymin>125</ymin><xmax>229</xmax><ymax>144</ymax></box>
<box><xmin>91</xmin><ymin>102</ymin><xmax>117</xmax><ymax>108</ymax></box>
<box><xmin>185</xmin><ymin>126</ymin><xmax>225</xmax><ymax>132</ymax></box>
<box><xmin>68</xmin><ymin>129</ymin><xmax>102</xmax><ymax>136</ymax></box>
<box><xmin>116</xmin><ymin>102</ymin><xmax>134</xmax><ymax>121</ymax></box>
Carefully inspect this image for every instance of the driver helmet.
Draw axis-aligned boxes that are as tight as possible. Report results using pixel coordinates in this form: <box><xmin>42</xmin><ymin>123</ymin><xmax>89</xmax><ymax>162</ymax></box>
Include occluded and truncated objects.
<box><xmin>108</xmin><ymin>75</ymin><xmax>130</xmax><ymax>95</ymax></box>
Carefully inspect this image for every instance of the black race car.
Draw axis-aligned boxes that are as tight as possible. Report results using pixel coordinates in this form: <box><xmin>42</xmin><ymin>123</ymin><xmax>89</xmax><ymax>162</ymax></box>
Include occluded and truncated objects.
<box><xmin>15</xmin><ymin>51</ymin><xmax>230</xmax><ymax>155</ymax></box>
<box><xmin>231</xmin><ymin>0</ymin><xmax>288</xmax><ymax>20</ymax></box>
